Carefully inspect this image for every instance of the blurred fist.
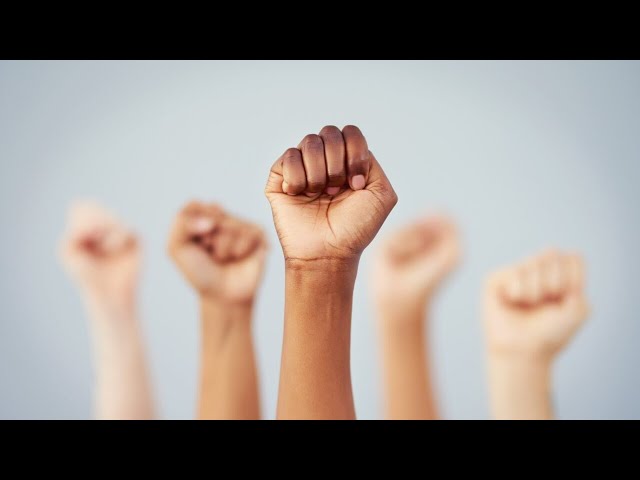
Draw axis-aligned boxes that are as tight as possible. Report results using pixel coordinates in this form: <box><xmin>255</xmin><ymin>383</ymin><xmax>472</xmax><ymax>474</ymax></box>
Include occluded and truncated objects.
<box><xmin>168</xmin><ymin>201</ymin><xmax>267</xmax><ymax>304</ymax></box>
<box><xmin>484</xmin><ymin>250</ymin><xmax>589</xmax><ymax>360</ymax></box>
<box><xmin>373</xmin><ymin>215</ymin><xmax>460</xmax><ymax>312</ymax></box>
<box><xmin>265</xmin><ymin>125</ymin><xmax>397</xmax><ymax>263</ymax></box>
<box><xmin>59</xmin><ymin>201</ymin><xmax>139</xmax><ymax>310</ymax></box>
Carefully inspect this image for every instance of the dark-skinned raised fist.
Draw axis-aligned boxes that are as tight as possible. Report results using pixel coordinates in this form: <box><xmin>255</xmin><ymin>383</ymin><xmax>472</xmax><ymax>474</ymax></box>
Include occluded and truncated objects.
<box><xmin>265</xmin><ymin>125</ymin><xmax>398</xmax><ymax>264</ymax></box>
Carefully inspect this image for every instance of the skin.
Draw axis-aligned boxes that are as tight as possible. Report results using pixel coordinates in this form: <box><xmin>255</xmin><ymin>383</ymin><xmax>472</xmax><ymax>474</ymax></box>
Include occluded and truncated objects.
<box><xmin>59</xmin><ymin>201</ymin><xmax>155</xmax><ymax>420</ymax></box>
<box><xmin>266</xmin><ymin>125</ymin><xmax>398</xmax><ymax>420</ymax></box>
<box><xmin>483</xmin><ymin>250</ymin><xmax>589</xmax><ymax>420</ymax></box>
<box><xmin>372</xmin><ymin>215</ymin><xmax>460</xmax><ymax>420</ymax></box>
<box><xmin>168</xmin><ymin>201</ymin><xmax>266</xmax><ymax>420</ymax></box>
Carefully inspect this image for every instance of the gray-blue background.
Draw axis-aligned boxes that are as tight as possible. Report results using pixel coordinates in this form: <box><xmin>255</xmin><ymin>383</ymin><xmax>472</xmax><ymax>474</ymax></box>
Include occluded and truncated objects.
<box><xmin>1</xmin><ymin>60</ymin><xmax>638</xmax><ymax>419</ymax></box>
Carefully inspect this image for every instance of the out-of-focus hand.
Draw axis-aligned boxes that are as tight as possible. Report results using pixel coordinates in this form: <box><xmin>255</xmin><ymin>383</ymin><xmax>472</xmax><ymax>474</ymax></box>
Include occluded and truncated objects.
<box><xmin>484</xmin><ymin>250</ymin><xmax>589</xmax><ymax>361</ymax></box>
<box><xmin>59</xmin><ymin>201</ymin><xmax>139</xmax><ymax>313</ymax></box>
<box><xmin>265</xmin><ymin>125</ymin><xmax>397</xmax><ymax>266</ymax></box>
<box><xmin>168</xmin><ymin>201</ymin><xmax>267</xmax><ymax>305</ymax></box>
<box><xmin>373</xmin><ymin>215</ymin><xmax>460</xmax><ymax>315</ymax></box>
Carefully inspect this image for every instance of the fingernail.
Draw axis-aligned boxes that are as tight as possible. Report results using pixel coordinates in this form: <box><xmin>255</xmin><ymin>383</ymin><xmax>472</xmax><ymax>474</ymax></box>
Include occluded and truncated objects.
<box><xmin>282</xmin><ymin>181</ymin><xmax>296</xmax><ymax>195</ymax></box>
<box><xmin>326</xmin><ymin>186</ymin><xmax>340</xmax><ymax>195</ymax></box>
<box><xmin>191</xmin><ymin>217</ymin><xmax>214</xmax><ymax>233</ymax></box>
<box><xmin>351</xmin><ymin>175</ymin><xmax>365</xmax><ymax>190</ymax></box>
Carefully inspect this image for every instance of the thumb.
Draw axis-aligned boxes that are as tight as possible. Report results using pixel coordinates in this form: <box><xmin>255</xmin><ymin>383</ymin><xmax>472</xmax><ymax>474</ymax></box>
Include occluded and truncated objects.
<box><xmin>559</xmin><ymin>292</ymin><xmax>590</xmax><ymax>327</ymax></box>
<box><xmin>168</xmin><ymin>203</ymin><xmax>217</xmax><ymax>257</ymax></box>
<box><xmin>100</xmin><ymin>228</ymin><xmax>134</xmax><ymax>254</ymax></box>
<box><xmin>365</xmin><ymin>151</ymin><xmax>398</xmax><ymax>212</ymax></box>
<box><xmin>265</xmin><ymin>154</ymin><xmax>285</xmax><ymax>197</ymax></box>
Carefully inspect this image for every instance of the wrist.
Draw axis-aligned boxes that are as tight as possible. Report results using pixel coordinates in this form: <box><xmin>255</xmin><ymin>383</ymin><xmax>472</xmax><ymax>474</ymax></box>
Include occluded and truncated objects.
<box><xmin>285</xmin><ymin>256</ymin><xmax>360</xmax><ymax>273</ymax></box>
<box><xmin>199</xmin><ymin>292</ymin><xmax>255</xmax><ymax>310</ymax></box>
<box><xmin>200</xmin><ymin>296</ymin><xmax>253</xmax><ymax>326</ymax></box>
<box><xmin>376</xmin><ymin>295</ymin><xmax>429</xmax><ymax>325</ymax></box>
<box><xmin>286</xmin><ymin>257</ymin><xmax>359</xmax><ymax>293</ymax></box>
<box><xmin>488</xmin><ymin>344</ymin><xmax>555</xmax><ymax>368</ymax></box>
<box><xmin>488</xmin><ymin>352</ymin><xmax>553</xmax><ymax>420</ymax></box>
<box><xmin>84</xmin><ymin>293</ymin><xmax>137</xmax><ymax>325</ymax></box>
<box><xmin>489</xmin><ymin>351</ymin><xmax>552</xmax><ymax>375</ymax></box>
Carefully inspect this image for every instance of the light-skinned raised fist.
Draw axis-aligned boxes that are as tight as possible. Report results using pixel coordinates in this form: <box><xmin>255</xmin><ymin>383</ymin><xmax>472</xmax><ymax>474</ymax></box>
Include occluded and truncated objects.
<box><xmin>59</xmin><ymin>201</ymin><xmax>140</xmax><ymax>312</ymax></box>
<box><xmin>168</xmin><ymin>201</ymin><xmax>267</xmax><ymax>305</ymax></box>
<box><xmin>484</xmin><ymin>250</ymin><xmax>589</xmax><ymax>361</ymax></box>
<box><xmin>265</xmin><ymin>125</ymin><xmax>398</xmax><ymax>265</ymax></box>
<box><xmin>373</xmin><ymin>215</ymin><xmax>460</xmax><ymax>315</ymax></box>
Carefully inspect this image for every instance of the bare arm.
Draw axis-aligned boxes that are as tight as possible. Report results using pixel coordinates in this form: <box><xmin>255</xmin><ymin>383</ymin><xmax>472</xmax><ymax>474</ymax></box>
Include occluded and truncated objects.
<box><xmin>60</xmin><ymin>201</ymin><xmax>155</xmax><ymax>420</ymax></box>
<box><xmin>198</xmin><ymin>300</ymin><xmax>260</xmax><ymax>419</ymax></box>
<box><xmin>484</xmin><ymin>250</ymin><xmax>589</xmax><ymax>420</ymax></box>
<box><xmin>168</xmin><ymin>201</ymin><xmax>266</xmax><ymax>420</ymax></box>
<box><xmin>88</xmin><ymin>301</ymin><xmax>155</xmax><ymax>420</ymax></box>
<box><xmin>265</xmin><ymin>125</ymin><xmax>397</xmax><ymax>420</ymax></box>
<box><xmin>277</xmin><ymin>260</ymin><xmax>357</xmax><ymax>419</ymax></box>
<box><xmin>373</xmin><ymin>216</ymin><xmax>459</xmax><ymax>420</ymax></box>
<box><xmin>378</xmin><ymin>303</ymin><xmax>437</xmax><ymax>420</ymax></box>
<box><xmin>487</xmin><ymin>354</ymin><xmax>553</xmax><ymax>420</ymax></box>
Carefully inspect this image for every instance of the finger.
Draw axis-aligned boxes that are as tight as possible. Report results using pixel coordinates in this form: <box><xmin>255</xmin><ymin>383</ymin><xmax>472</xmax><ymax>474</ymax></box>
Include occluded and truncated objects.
<box><xmin>502</xmin><ymin>268</ymin><xmax>525</xmax><ymax>304</ymax></box>
<box><xmin>319</xmin><ymin>125</ymin><xmax>346</xmax><ymax>193</ymax></box>
<box><xmin>212</xmin><ymin>227</ymin><xmax>238</xmax><ymax>263</ymax></box>
<box><xmin>527</xmin><ymin>260</ymin><xmax>544</xmax><ymax>305</ymax></box>
<box><xmin>204</xmin><ymin>203</ymin><xmax>225</xmax><ymax>221</ymax></box>
<box><xmin>281</xmin><ymin>148</ymin><xmax>306</xmax><ymax>195</ymax></box>
<box><xmin>387</xmin><ymin>221</ymin><xmax>430</xmax><ymax>261</ymax></box>
<box><xmin>486</xmin><ymin>269</ymin><xmax>511</xmax><ymax>307</ymax></box>
<box><xmin>266</xmin><ymin>155</ymin><xmax>284</xmax><ymax>196</ymax></box>
<box><xmin>298</xmin><ymin>134</ymin><xmax>327</xmax><ymax>194</ymax></box>
<box><xmin>417</xmin><ymin>216</ymin><xmax>450</xmax><ymax>246</ymax></box>
<box><xmin>64</xmin><ymin>201</ymin><xmax>127</xmax><ymax>257</ymax></box>
<box><xmin>541</xmin><ymin>250</ymin><xmax>566</xmax><ymax>300</ymax></box>
<box><xmin>366</xmin><ymin>151</ymin><xmax>398</xmax><ymax>211</ymax></box>
<box><xmin>168</xmin><ymin>201</ymin><xmax>217</xmax><ymax>256</ymax></box>
<box><xmin>559</xmin><ymin>292</ymin><xmax>590</xmax><ymax>326</ymax></box>
<box><xmin>231</xmin><ymin>225</ymin><xmax>260</xmax><ymax>259</ymax></box>
<box><xmin>567</xmin><ymin>253</ymin><xmax>585</xmax><ymax>293</ymax></box>
<box><xmin>342</xmin><ymin>125</ymin><xmax>370</xmax><ymax>191</ymax></box>
<box><xmin>67</xmin><ymin>200</ymin><xmax>119</xmax><ymax>234</ymax></box>
<box><xmin>101</xmin><ymin>228</ymin><xmax>133</xmax><ymax>253</ymax></box>
<box><xmin>427</xmin><ymin>216</ymin><xmax>461</xmax><ymax>270</ymax></box>
<box><xmin>201</xmin><ymin>234</ymin><xmax>215</xmax><ymax>255</ymax></box>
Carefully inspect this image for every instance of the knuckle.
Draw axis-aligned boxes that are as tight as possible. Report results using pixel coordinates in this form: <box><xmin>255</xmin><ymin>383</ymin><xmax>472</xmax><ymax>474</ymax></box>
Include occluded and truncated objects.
<box><xmin>283</xmin><ymin>148</ymin><xmax>301</xmax><ymax>161</ymax></box>
<box><xmin>342</xmin><ymin>124</ymin><xmax>361</xmax><ymax>135</ymax></box>
<box><xmin>327</xmin><ymin>172</ymin><xmax>346</xmax><ymax>183</ymax></box>
<box><xmin>300</xmin><ymin>134</ymin><xmax>323</xmax><ymax>151</ymax></box>
<box><xmin>320</xmin><ymin>125</ymin><xmax>342</xmax><ymax>140</ymax></box>
<box><xmin>348</xmin><ymin>152</ymin><xmax>370</xmax><ymax>166</ymax></box>
<box><xmin>183</xmin><ymin>200</ymin><xmax>202</xmax><ymax>213</ymax></box>
<box><xmin>307</xmin><ymin>180</ymin><xmax>325</xmax><ymax>191</ymax></box>
<box><xmin>389</xmin><ymin>188</ymin><xmax>399</xmax><ymax>207</ymax></box>
<box><xmin>288</xmin><ymin>180</ymin><xmax>305</xmax><ymax>191</ymax></box>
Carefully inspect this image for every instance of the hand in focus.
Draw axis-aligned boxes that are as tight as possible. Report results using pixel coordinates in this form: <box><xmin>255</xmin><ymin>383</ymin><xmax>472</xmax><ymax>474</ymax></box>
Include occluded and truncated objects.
<box><xmin>484</xmin><ymin>250</ymin><xmax>589</xmax><ymax>361</ymax></box>
<box><xmin>168</xmin><ymin>201</ymin><xmax>267</xmax><ymax>304</ymax></box>
<box><xmin>59</xmin><ymin>201</ymin><xmax>139</xmax><ymax>312</ymax></box>
<box><xmin>265</xmin><ymin>125</ymin><xmax>397</xmax><ymax>265</ymax></box>
<box><xmin>373</xmin><ymin>215</ymin><xmax>460</xmax><ymax>315</ymax></box>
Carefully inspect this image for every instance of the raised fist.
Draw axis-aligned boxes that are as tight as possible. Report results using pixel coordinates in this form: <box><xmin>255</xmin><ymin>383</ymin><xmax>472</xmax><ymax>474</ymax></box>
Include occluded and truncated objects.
<box><xmin>265</xmin><ymin>125</ymin><xmax>397</xmax><ymax>263</ymax></box>
<box><xmin>484</xmin><ymin>250</ymin><xmax>589</xmax><ymax>359</ymax></box>
<box><xmin>373</xmin><ymin>215</ymin><xmax>460</xmax><ymax>312</ymax></box>
<box><xmin>168</xmin><ymin>201</ymin><xmax>267</xmax><ymax>304</ymax></box>
<box><xmin>59</xmin><ymin>201</ymin><xmax>139</xmax><ymax>310</ymax></box>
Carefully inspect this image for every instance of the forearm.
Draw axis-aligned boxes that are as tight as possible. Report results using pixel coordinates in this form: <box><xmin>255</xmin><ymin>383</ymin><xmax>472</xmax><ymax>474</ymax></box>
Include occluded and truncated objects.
<box><xmin>378</xmin><ymin>300</ymin><xmax>438</xmax><ymax>420</ymax></box>
<box><xmin>198</xmin><ymin>299</ymin><xmax>260</xmax><ymax>420</ymax></box>
<box><xmin>277</xmin><ymin>259</ymin><xmax>358</xmax><ymax>420</ymax></box>
<box><xmin>87</xmin><ymin>301</ymin><xmax>155</xmax><ymax>420</ymax></box>
<box><xmin>488</xmin><ymin>354</ymin><xmax>553</xmax><ymax>420</ymax></box>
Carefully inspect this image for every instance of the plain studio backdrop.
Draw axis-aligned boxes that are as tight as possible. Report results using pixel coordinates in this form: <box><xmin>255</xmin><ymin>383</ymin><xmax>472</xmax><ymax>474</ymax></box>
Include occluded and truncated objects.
<box><xmin>0</xmin><ymin>60</ymin><xmax>638</xmax><ymax>419</ymax></box>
